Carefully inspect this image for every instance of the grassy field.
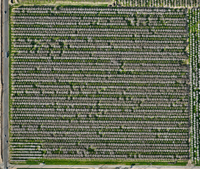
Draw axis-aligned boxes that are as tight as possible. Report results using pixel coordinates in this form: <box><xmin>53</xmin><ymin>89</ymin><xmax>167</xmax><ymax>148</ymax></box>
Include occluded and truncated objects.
<box><xmin>12</xmin><ymin>158</ymin><xmax>188</xmax><ymax>166</ymax></box>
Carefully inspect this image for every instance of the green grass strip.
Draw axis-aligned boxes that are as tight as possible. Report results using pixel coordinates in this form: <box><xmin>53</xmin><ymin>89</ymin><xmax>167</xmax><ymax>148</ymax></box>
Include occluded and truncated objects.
<box><xmin>11</xmin><ymin>158</ymin><xmax>188</xmax><ymax>166</ymax></box>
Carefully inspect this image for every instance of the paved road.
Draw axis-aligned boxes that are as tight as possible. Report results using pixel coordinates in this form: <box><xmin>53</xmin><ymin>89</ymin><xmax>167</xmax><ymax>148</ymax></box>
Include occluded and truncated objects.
<box><xmin>2</xmin><ymin>0</ymin><xmax>9</xmax><ymax>168</ymax></box>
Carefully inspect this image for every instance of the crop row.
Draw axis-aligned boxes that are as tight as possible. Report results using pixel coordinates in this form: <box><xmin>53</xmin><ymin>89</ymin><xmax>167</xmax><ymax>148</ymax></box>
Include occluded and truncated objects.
<box><xmin>10</xmin><ymin>6</ymin><xmax>190</xmax><ymax>162</ymax></box>
<box><xmin>116</xmin><ymin>0</ymin><xmax>199</xmax><ymax>7</ymax></box>
<box><xmin>188</xmin><ymin>8</ymin><xmax>200</xmax><ymax>164</ymax></box>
